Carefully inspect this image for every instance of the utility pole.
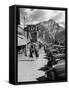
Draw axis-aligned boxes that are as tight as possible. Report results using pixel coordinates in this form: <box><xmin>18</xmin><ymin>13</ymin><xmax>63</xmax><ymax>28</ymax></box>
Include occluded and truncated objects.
<box><xmin>23</xmin><ymin>16</ymin><xmax>25</xmax><ymax>36</ymax></box>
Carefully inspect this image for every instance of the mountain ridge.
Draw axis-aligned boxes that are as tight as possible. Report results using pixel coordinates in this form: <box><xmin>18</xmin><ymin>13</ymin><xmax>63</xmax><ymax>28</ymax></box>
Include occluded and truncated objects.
<box><xmin>37</xmin><ymin>19</ymin><xmax>65</xmax><ymax>43</ymax></box>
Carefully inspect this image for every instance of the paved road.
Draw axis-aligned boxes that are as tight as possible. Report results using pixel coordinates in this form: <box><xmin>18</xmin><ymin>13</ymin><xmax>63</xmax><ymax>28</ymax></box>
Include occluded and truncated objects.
<box><xmin>18</xmin><ymin>48</ymin><xmax>48</xmax><ymax>82</ymax></box>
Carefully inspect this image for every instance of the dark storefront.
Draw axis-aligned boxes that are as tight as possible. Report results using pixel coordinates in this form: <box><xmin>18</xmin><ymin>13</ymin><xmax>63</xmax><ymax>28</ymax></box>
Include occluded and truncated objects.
<box><xmin>24</xmin><ymin>25</ymin><xmax>38</xmax><ymax>42</ymax></box>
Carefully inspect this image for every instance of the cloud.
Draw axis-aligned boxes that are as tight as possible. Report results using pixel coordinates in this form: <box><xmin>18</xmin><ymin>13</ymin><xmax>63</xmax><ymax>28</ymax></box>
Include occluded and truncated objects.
<box><xmin>52</xmin><ymin>11</ymin><xmax>65</xmax><ymax>22</ymax></box>
<box><xmin>20</xmin><ymin>8</ymin><xmax>65</xmax><ymax>26</ymax></box>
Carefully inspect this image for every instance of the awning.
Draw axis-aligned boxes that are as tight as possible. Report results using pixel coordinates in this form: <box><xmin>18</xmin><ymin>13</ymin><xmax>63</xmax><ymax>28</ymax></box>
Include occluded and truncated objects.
<box><xmin>18</xmin><ymin>35</ymin><xmax>28</xmax><ymax>46</ymax></box>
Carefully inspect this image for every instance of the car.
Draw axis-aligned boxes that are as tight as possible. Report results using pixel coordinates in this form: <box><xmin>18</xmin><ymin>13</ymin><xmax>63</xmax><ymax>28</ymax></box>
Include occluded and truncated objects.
<box><xmin>45</xmin><ymin>59</ymin><xmax>66</xmax><ymax>81</ymax></box>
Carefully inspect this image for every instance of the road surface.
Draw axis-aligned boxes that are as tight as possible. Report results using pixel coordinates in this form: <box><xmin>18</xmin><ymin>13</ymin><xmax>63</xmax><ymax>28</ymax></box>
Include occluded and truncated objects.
<box><xmin>18</xmin><ymin>48</ymin><xmax>48</xmax><ymax>82</ymax></box>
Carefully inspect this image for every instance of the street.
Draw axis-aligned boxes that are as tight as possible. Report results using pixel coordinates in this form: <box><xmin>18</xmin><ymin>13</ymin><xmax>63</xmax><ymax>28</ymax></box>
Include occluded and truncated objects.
<box><xmin>18</xmin><ymin>48</ymin><xmax>48</xmax><ymax>82</ymax></box>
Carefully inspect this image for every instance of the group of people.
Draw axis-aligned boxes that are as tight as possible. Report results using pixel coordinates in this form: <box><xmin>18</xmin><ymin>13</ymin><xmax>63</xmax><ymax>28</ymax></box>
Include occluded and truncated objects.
<box><xmin>29</xmin><ymin>43</ymin><xmax>39</xmax><ymax>58</ymax></box>
<box><xmin>29</xmin><ymin>42</ymin><xmax>44</xmax><ymax>58</ymax></box>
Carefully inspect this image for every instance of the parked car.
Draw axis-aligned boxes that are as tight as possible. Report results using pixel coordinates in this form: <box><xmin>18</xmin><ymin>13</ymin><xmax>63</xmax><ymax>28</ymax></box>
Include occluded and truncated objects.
<box><xmin>45</xmin><ymin>59</ymin><xmax>66</xmax><ymax>81</ymax></box>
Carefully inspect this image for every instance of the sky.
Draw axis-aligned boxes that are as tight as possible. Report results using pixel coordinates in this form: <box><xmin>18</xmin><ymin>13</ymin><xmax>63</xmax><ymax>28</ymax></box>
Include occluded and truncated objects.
<box><xmin>20</xmin><ymin>8</ymin><xmax>65</xmax><ymax>27</ymax></box>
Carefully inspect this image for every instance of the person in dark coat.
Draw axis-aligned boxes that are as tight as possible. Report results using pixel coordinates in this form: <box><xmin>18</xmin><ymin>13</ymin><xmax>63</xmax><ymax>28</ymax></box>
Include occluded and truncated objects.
<box><xmin>29</xmin><ymin>44</ymin><xmax>34</xmax><ymax>57</ymax></box>
<box><xmin>30</xmin><ymin>43</ymin><xmax>39</xmax><ymax>58</ymax></box>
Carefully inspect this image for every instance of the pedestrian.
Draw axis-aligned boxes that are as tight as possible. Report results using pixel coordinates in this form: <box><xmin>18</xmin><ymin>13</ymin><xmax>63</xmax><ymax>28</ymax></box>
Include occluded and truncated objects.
<box><xmin>29</xmin><ymin>44</ymin><xmax>34</xmax><ymax>58</ymax></box>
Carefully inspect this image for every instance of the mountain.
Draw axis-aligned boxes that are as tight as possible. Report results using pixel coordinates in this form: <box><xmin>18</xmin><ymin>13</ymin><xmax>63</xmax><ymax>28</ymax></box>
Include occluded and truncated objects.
<box><xmin>37</xmin><ymin>19</ymin><xmax>65</xmax><ymax>43</ymax></box>
<box><xmin>55</xmin><ymin>29</ymin><xmax>65</xmax><ymax>42</ymax></box>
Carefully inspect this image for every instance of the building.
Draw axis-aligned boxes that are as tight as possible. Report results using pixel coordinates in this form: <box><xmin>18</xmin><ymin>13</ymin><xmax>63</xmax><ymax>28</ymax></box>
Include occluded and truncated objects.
<box><xmin>24</xmin><ymin>24</ymin><xmax>38</xmax><ymax>42</ymax></box>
